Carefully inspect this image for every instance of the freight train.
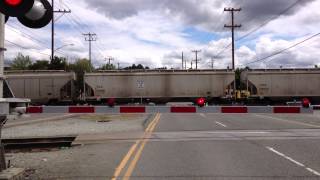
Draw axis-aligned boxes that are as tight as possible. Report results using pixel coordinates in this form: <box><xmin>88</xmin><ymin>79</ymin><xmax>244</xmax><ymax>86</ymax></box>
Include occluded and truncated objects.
<box><xmin>4</xmin><ymin>69</ymin><xmax>320</xmax><ymax>105</ymax></box>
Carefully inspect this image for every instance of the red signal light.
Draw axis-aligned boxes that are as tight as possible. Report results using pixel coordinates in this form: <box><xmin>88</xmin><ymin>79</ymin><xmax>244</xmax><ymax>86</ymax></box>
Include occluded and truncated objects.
<box><xmin>302</xmin><ymin>98</ymin><xmax>310</xmax><ymax>108</ymax></box>
<box><xmin>196</xmin><ymin>98</ymin><xmax>206</xmax><ymax>107</ymax></box>
<box><xmin>5</xmin><ymin>0</ymin><xmax>22</xmax><ymax>6</ymax></box>
<box><xmin>107</xmin><ymin>98</ymin><xmax>115</xmax><ymax>107</ymax></box>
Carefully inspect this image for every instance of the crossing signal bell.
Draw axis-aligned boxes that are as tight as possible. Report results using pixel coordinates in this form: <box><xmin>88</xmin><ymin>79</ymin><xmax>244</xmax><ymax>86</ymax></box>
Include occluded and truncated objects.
<box><xmin>0</xmin><ymin>0</ymin><xmax>52</xmax><ymax>28</ymax></box>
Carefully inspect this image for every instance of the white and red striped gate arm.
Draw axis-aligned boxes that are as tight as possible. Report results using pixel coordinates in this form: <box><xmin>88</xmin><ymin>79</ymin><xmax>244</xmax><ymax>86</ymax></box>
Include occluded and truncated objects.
<box><xmin>26</xmin><ymin>106</ymin><xmax>313</xmax><ymax>114</ymax></box>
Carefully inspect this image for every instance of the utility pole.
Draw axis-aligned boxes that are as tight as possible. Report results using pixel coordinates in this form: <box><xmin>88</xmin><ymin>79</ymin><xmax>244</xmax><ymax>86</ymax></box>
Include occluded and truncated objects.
<box><xmin>83</xmin><ymin>33</ymin><xmax>97</xmax><ymax>64</ymax></box>
<box><xmin>181</xmin><ymin>52</ymin><xmax>184</xmax><ymax>70</ymax></box>
<box><xmin>51</xmin><ymin>0</ymin><xmax>71</xmax><ymax>61</ymax></box>
<box><xmin>224</xmin><ymin>7</ymin><xmax>241</xmax><ymax>99</ymax></box>
<box><xmin>211</xmin><ymin>57</ymin><xmax>215</xmax><ymax>69</ymax></box>
<box><xmin>106</xmin><ymin>57</ymin><xmax>114</xmax><ymax>65</ymax></box>
<box><xmin>117</xmin><ymin>62</ymin><xmax>120</xmax><ymax>70</ymax></box>
<box><xmin>192</xmin><ymin>50</ymin><xmax>201</xmax><ymax>70</ymax></box>
<box><xmin>224</xmin><ymin>7</ymin><xmax>241</xmax><ymax>70</ymax></box>
<box><xmin>185</xmin><ymin>58</ymin><xmax>187</xmax><ymax>70</ymax></box>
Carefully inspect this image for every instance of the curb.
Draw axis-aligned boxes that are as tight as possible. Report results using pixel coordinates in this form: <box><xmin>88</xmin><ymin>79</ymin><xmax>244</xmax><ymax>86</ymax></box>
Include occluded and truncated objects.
<box><xmin>4</xmin><ymin>114</ymin><xmax>80</xmax><ymax>128</ymax></box>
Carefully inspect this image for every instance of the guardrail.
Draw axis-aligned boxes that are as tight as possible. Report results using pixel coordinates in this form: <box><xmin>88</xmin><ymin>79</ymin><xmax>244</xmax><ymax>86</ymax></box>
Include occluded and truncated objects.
<box><xmin>25</xmin><ymin>106</ymin><xmax>313</xmax><ymax>114</ymax></box>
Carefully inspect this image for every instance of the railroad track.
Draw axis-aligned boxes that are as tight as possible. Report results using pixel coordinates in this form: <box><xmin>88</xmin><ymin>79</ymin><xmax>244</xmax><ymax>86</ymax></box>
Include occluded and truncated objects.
<box><xmin>2</xmin><ymin>136</ymin><xmax>77</xmax><ymax>152</ymax></box>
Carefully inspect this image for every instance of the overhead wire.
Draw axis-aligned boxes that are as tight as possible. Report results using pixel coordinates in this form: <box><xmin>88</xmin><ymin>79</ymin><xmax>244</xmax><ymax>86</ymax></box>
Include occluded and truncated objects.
<box><xmin>236</xmin><ymin>0</ymin><xmax>301</xmax><ymax>42</ymax></box>
<box><xmin>212</xmin><ymin>0</ymin><xmax>302</xmax><ymax>61</ymax></box>
<box><xmin>6</xmin><ymin>24</ymin><xmax>67</xmax><ymax>57</ymax></box>
<box><xmin>61</xmin><ymin>1</ymin><xmax>106</xmax><ymax>61</ymax></box>
<box><xmin>5</xmin><ymin>40</ymin><xmax>51</xmax><ymax>57</ymax></box>
<box><xmin>244</xmin><ymin>32</ymin><xmax>320</xmax><ymax>66</ymax></box>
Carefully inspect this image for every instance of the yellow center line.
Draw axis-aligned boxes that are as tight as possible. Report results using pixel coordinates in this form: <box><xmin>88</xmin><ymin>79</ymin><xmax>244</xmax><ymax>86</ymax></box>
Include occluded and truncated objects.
<box><xmin>111</xmin><ymin>113</ymin><xmax>161</xmax><ymax>180</ymax></box>
<box><xmin>122</xmin><ymin>114</ymin><xmax>161</xmax><ymax>180</ymax></box>
<box><xmin>111</xmin><ymin>142</ymin><xmax>139</xmax><ymax>180</ymax></box>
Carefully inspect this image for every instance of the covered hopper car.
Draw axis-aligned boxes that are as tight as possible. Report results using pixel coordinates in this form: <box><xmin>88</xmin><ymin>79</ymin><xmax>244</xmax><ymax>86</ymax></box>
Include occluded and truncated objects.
<box><xmin>241</xmin><ymin>69</ymin><xmax>320</xmax><ymax>104</ymax></box>
<box><xmin>84</xmin><ymin>70</ymin><xmax>235</xmax><ymax>104</ymax></box>
<box><xmin>5</xmin><ymin>71</ymin><xmax>76</xmax><ymax>105</ymax></box>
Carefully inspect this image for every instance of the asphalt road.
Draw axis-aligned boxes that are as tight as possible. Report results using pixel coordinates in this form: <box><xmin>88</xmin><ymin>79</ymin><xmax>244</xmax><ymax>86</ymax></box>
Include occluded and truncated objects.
<box><xmin>112</xmin><ymin>113</ymin><xmax>320</xmax><ymax>180</ymax></box>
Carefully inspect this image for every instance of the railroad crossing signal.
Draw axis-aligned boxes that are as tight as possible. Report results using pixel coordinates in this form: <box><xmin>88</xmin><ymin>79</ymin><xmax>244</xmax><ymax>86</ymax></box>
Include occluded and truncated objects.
<box><xmin>0</xmin><ymin>0</ymin><xmax>53</xmax><ymax>28</ymax></box>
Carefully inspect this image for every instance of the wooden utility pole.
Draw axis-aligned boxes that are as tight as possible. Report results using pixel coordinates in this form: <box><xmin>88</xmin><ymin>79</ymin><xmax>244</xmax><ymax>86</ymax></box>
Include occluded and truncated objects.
<box><xmin>211</xmin><ymin>57</ymin><xmax>215</xmax><ymax>69</ymax></box>
<box><xmin>224</xmin><ymin>7</ymin><xmax>241</xmax><ymax>70</ymax></box>
<box><xmin>51</xmin><ymin>0</ymin><xmax>71</xmax><ymax>61</ymax></box>
<box><xmin>224</xmin><ymin>7</ymin><xmax>241</xmax><ymax>98</ymax></box>
<box><xmin>83</xmin><ymin>33</ymin><xmax>97</xmax><ymax>64</ymax></box>
<box><xmin>192</xmin><ymin>50</ymin><xmax>201</xmax><ymax>70</ymax></box>
<box><xmin>106</xmin><ymin>57</ymin><xmax>114</xmax><ymax>65</ymax></box>
<box><xmin>181</xmin><ymin>52</ymin><xmax>184</xmax><ymax>70</ymax></box>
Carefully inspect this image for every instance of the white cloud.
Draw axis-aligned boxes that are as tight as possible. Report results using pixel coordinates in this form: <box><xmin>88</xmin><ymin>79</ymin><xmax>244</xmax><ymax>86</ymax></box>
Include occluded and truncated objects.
<box><xmin>3</xmin><ymin>0</ymin><xmax>320</xmax><ymax>69</ymax></box>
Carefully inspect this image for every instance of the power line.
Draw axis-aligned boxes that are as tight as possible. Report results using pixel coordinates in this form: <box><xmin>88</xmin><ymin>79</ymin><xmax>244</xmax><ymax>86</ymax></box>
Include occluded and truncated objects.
<box><xmin>212</xmin><ymin>0</ymin><xmax>301</xmax><ymax>61</ymax></box>
<box><xmin>236</xmin><ymin>0</ymin><xmax>301</xmax><ymax>42</ymax></box>
<box><xmin>245</xmin><ymin>33</ymin><xmax>320</xmax><ymax>66</ymax></box>
<box><xmin>5</xmin><ymin>40</ymin><xmax>51</xmax><ymax>57</ymax></box>
<box><xmin>61</xmin><ymin>1</ymin><xmax>106</xmax><ymax>61</ymax></box>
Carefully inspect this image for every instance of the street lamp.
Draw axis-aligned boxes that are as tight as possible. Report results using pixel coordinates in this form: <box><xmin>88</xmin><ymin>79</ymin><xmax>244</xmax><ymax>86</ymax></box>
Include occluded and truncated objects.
<box><xmin>54</xmin><ymin>43</ymin><xmax>74</xmax><ymax>52</ymax></box>
<box><xmin>53</xmin><ymin>43</ymin><xmax>74</xmax><ymax>71</ymax></box>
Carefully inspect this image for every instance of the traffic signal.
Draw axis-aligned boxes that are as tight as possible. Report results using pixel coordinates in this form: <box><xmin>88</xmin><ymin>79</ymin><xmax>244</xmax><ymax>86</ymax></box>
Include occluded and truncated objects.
<box><xmin>0</xmin><ymin>0</ymin><xmax>52</xmax><ymax>28</ymax></box>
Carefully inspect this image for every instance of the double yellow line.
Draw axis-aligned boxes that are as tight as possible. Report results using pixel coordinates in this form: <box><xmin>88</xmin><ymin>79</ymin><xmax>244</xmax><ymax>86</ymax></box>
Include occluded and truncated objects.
<box><xmin>112</xmin><ymin>113</ymin><xmax>161</xmax><ymax>180</ymax></box>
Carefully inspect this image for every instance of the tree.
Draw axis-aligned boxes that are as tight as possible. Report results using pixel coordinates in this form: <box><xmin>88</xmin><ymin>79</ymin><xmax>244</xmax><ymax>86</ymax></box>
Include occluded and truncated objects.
<box><xmin>124</xmin><ymin>64</ymin><xmax>147</xmax><ymax>70</ymax></box>
<box><xmin>11</xmin><ymin>53</ymin><xmax>32</xmax><ymax>70</ymax></box>
<box><xmin>68</xmin><ymin>59</ymin><xmax>94</xmax><ymax>92</ymax></box>
<box><xmin>29</xmin><ymin>60</ymin><xmax>50</xmax><ymax>70</ymax></box>
<box><xmin>99</xmin><ymin>64</ymin><xmax>116</xmax><ymax>70</ymax></box>
<box><xmin>49</xmin><ymin>56</ymin><xmax>67</xmax><ymax>70</ymax></box>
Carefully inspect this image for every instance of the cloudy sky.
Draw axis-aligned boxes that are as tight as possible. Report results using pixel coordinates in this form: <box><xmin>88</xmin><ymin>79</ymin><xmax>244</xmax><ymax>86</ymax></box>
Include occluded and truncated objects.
<box><xmin>4</xmin><ymin>0</ymin><xmax>320</xmax><ymax>69</ymax></box>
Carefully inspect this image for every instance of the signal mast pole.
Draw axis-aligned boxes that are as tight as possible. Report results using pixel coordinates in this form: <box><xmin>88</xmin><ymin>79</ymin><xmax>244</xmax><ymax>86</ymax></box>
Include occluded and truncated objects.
<box><xmin>0</xmin><ymin>13</ymin><xmax>6</xmax><ymax>172</ymax></box>
<box><xmin>0</xmin><ymin>14</ymin><xmax>4</xmax><ymax>99</ymax></box>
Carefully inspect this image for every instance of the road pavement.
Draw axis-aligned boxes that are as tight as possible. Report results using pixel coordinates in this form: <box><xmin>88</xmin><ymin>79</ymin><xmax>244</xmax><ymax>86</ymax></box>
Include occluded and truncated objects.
<box><xmin>113</xmin><ymin>113</ymin><xmax>320</xmax><ymax>180</ymax></box>
<box><xmin>8</xmin><ymin>113</ymin><xmax>320</xmax><ymax>179</ymax></box>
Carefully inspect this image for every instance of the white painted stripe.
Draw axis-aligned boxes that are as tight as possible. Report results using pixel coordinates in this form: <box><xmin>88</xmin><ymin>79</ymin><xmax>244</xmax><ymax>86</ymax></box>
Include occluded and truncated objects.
<box><xmin>215</xmin><ymin>121</ymin><xmax>227</xmax><ymax>127</ymax></box>
<box><xmin>306</xmin><ymin>168</ymin><xmax>320</xmax><ymax>176</ymax></box>
<box><xmin>267</xmin><ymin>147</ymin><xmax>305</xmax><ymax>167</ymax></box>
<box><xmin>266</xmin><ymin>146</ymin><xmax>320</xmax><ymax>176</ymax></box>
<box><xmin>254</xmin><ymin>114</ymin><xmax>320</xmax><ymax>128</ymax></box>
<box><xmin>199</xmin><ymin>113</ymin><xmax>206</xmax><ymax>118</ymax></box>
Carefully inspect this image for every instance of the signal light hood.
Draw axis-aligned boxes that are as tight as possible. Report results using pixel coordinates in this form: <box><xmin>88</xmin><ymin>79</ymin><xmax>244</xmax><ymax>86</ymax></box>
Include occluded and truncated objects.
<box><xmin>18</xmin><ymin>0</ymin><xmax>52</xmax><ymax>28</ymax></box>
<box><xmin>0</xmin><ymin>0</ymin><xmax>34</xmax><ymax>17</ymax></box>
